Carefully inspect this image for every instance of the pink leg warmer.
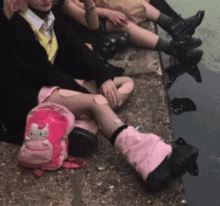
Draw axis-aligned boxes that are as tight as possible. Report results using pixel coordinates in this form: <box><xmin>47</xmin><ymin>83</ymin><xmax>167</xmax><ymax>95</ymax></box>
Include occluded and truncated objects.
<box><xmin>115</xmin><ymin>126</ymin><xmax>172</xmax><ymax>181</ymax></box>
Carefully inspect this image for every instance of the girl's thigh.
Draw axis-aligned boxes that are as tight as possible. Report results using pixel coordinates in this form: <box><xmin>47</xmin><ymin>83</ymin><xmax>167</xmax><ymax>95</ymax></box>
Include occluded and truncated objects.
<box><xmin>105</xmin><ymin>20</ymin><xmax>120</xmax><ymax>33</ymax></box>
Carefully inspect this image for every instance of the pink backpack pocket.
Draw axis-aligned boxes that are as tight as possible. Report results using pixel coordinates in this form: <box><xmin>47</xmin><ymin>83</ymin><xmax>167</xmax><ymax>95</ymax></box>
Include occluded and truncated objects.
<box><xmin>19</xmin><ymin>139</ymin><xmax>53</xmax><ymax>166</ymax></box>
<box><xmin>18</xmin><ymin>103</ymin><xmax>86</xmax><ymax>176</ymax></box>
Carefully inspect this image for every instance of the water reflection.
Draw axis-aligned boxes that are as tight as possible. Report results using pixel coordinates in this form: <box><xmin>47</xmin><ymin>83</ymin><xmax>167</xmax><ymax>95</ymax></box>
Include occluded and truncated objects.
<box><xmin>170</xmin><ymin>97</ymin><xmax>197</xmax><ymax>115</ymax></box>
<box><xmin>164</xmin><ymin>64</ymin><xmax>202</xmax><ymax>90</ymax></box>
<box><xmin>165</xmin><ymin>57</ymin><xmax>202</xmax><ymax>116</ymax></box>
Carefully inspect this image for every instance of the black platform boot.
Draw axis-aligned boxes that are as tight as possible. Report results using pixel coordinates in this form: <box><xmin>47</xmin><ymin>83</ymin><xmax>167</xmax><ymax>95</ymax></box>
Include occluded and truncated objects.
<box><xmin>185</xmin><ymin>11</ymin><xmax>205</xmax><ymax>36</ymax></box>
<box><xmin>68</xmin><ymin>127</ymin><xmax>98</xmax><ymax>157</ymax></box>
<box><xmin>168</xmin><ymin>12</ymin><xmax>205</xmax><ymax>40</ymax></box>
<box><xmin>145</xmin><ymin>137</ymin><xmax>199</xmax><ymax>192</ymax></box>
<box><xmin>175</xmin><ymin>48</ymin><xmax>203</xmax><ymax>66</ymax></box>
<box><xmin>159</xmin><ymin>14</ymin><xmax>204</xmax><ymax>41</ymax></box>
<box><xmin>173</xmin><ymin>36</ymin><xmax>202</xmax><ymax>50</ymax></box>
<box><xmin>167</xmin><ymin>43</ymin><xmax>204</xmax><ymax>66</ymax></box>
<box><xmin>151</xmin><ymin>0</ymin><xmax>205</xmax><ymax>36</ymax></box>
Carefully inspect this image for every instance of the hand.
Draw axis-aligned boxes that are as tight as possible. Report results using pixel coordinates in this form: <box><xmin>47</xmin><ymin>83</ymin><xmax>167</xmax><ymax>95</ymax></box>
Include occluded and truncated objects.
<box><xmin>106</xmin><ymin>10</ymin><xmax>128</xmax><ymax>27</ymax></box>
<box><xmin>100</xmin><ymin>79</ymin><xmax>120</xmax><ymax>109</ymax></box>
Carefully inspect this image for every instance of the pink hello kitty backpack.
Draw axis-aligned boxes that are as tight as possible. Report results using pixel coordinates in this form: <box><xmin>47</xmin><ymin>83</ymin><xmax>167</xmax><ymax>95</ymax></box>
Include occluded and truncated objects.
<box><xmin>18</xmin><ymin>102</ymin><xmax>86</xmax><ymax>177</ymax></box>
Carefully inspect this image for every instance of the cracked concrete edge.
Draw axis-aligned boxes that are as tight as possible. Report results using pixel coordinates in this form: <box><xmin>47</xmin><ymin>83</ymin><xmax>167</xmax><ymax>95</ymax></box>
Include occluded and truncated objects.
<box><xmin>154</xmin><ymin>23</ymin><xmax>188</xmax><ymax>205</ymax></box>
<box><xmin>154</xmin><ymin>22</ymin><xmax>173</xmax><ymax>142</ymax></box>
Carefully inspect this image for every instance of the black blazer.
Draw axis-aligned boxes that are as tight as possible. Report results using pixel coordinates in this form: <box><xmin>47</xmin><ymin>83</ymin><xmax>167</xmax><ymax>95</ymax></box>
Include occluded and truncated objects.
<box><xmin>1</xmin><ymin>12</ymin><xmax>112</xmax><ymax>139</ymax></box>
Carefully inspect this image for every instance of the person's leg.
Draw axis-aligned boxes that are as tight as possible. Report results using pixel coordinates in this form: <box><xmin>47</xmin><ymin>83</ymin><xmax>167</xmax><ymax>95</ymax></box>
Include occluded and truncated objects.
<box><xmin>70</xmin><ymin>76</ymin><xmax>134</xmax><ymax>155</ymax></box>
<box><xmin>148</xmin><ymin>0</ymin><xmax>180</xmax><ymax>18</ymax></box>
<box><xmin>148</xmin><ymin>0</ymin><xmax>205</xmax><ymax>36</ymax></box>
<box><xmin>113</xmin><ymin>126</ymin><xmax>198</xmax><ymax>191</ymax></box>
<box><xmin>45</xmin><ymin>89</ymin><xmax>124</xmax><ymax>139</ymax></box>
<box><xmin>147</xmin><ymin>1</ymin><xmax>205</xmax><ymax>39</ymax></box>
<box><xmin>45</xmin><ymin>89</ymin><xmax>198</xmax><ymax>191</ymax></box>
<box><xmin>106</xmin><ymin>20</ymin><xmax>159</xmax><ymax>49</ymax></box>
<box><xmin>106</xmin><ymin>20</ymin><xmax>198</xmax><ymax>51</ymax></box>
<box><xmin>106</xmin><ymin>20</ymin><xmax>203</xmax><ymax>65</ymax></box>
<box><xmin>141</xmin><ymin>0</ymin><xmax>161</xmax><ymax>21</ymax></box>
<box><xmin>83</xmin><ymin>76</ymin><xmax>135</xmax><ymax>109</ymax></box>
<box><xmin>141</xmin><ymin>0</ymin><xmax>204</xmax><ymax>41</ymax></box>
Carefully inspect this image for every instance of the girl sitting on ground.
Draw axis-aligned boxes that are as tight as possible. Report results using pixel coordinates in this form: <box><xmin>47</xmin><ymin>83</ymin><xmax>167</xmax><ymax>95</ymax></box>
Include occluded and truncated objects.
<box><xmin>51</xmin><ymin>0</ymin><xmax>129</xmax><ymax>60</ymax></box>
<box><xmin>2</xmin><ymin>0</ymin><xmax>199</xmax><ymax>192</ymax></box>
<box><xmin>0</xmin><ymin>0</ymin><xmax>125</xmax><ymax>157</ymax></box>
<box><xmin>52</xmin><ymin>0</ymin><xmax>128</xmax><ymax>77</ymax></box>
<box><xmin>72</xmin><ymin>0</ymin><xmax>204</xmax><ymax>65</ymax></box>
<box><xmin>0</xmin><ymin>0</ymin><xmax>129</xmax><ymax>146</ymax></box>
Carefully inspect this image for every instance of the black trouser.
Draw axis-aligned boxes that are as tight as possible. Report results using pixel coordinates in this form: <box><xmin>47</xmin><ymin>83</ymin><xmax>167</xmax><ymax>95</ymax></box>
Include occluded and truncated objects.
<box><xmin>0</xmin><ymin>82</ymin><xmax>39</xmax><ymax>145</ymax></box>
<box><xmin>60</xmin><ymin>13</ymin><xmax>107</xmax><ymax>48</ymax></box>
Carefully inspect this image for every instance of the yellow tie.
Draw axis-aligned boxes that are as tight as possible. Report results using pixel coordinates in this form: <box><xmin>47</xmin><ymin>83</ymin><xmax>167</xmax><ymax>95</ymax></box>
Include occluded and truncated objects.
<box><xmin>20</xmin><ymin>13</ymin><xmax>58</xmax><ymax>64</ymax></box>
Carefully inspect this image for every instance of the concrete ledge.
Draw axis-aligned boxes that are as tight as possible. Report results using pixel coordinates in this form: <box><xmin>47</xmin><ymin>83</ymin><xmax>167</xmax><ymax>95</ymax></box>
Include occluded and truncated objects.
<box><xmin>0</xmin><ymin>22</ymin><xmax>187</xmax><ymax>206</ymax></box>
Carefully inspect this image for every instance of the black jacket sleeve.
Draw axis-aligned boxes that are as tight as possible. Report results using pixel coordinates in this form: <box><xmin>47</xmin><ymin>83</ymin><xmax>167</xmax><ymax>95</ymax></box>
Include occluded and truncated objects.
<box><xmin>11</xmin><ymin>41</ymin><xmax>90</xmax><ymax>93</ymax></box>
<box><xmin>54</xmin><ymin>16</ymin><xmax>112</xmax><ymax>88</ymax></box>
<box><xmin>10</xmin><ymin>14</ymin><xmax>90</xmax><ymax>93</ymax></box>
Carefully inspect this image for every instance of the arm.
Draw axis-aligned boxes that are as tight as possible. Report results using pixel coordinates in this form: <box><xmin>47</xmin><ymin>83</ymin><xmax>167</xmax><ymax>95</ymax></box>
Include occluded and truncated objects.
<box><xmin>61</xmin><ymin>0</ymin><xmax>99</xmax><ymax>30</ymax></box>
<box><xmin>70</xmin><ymin>0</ymin><xmax>110</xmax><ymax>18</ymax></box>
<box><xmin>83</xmin><ymin>0</ymin><xmax>99</xmax><ymax>30</ymax></box>
<box><xmin>95</xmin><ymin>7</ymin><xmax>115</xmax><ymax>18</ymax></box>
<box><xmin>11</xmin><ymin>13</ymin><xmax>110</xmax><ymax>91</ymax></box>
<box><xmin>95</xmin><ymin>6</ymin><xmax>128</xmax><ymax>26</ymax></box>
<box><xmin>57</xmin><ymin>21</ymin><xmax>112</xmax><ymax>87</ymax></box>
<box><xmin>11</xmin><ymin>41</ymin><xmax>90</xmax><ymax>94</ymax></box>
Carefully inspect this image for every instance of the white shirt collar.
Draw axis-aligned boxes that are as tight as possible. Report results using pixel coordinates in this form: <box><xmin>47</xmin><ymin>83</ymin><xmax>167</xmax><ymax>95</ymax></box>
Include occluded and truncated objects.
<box><xmin>22</xmin><ymin>8</ymin><xmax>55</xmax><ymax>31</ymax></box>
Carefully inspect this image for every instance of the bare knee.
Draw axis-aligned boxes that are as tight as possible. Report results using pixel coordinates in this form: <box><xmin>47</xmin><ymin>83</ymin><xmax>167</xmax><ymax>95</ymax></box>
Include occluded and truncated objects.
<box><xmin>118</xmin><ymin>77</ymin><xmax>135</xmax><ymax>95</ymax></box>
<box><xmin>94</xmin><ymin>95</ymin><xmax>108</xmax><ymax>105</ymax></box>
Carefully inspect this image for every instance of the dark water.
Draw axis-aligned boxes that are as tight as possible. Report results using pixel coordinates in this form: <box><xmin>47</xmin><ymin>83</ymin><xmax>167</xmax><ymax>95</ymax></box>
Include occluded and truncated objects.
<box><xmin>158</xmin><ymin>1</ymin><xmax>220</xmax><ymax>204</ymax></box>
<box><xmin>166</xmin><ymin>60</ymin><xmax>220</xmax><ymax>206</ymax></box>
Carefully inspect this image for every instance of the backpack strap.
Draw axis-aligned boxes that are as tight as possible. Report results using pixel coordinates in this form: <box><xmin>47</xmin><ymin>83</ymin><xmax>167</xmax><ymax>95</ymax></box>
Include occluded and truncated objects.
<box><xmin>62</xmin><ymin>157</ymin><xmax>86</xmax><ymax>169</ymax></box>
<box><xmin>33</xmin><ymin>168</ymin><xmax>45</xmax><ymax>177</ymax></box>
<box><xmin>32</xmin><ymin>157</ymin><xmax>86</xmax><ymax>177</ymax></box>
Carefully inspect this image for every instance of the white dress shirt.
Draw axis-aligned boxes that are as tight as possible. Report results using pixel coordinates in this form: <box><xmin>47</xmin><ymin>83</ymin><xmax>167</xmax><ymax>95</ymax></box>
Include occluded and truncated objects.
<box><xmin>22</xmin><ymin>8</ymin><xmax>55</xmax><ymax>39</ymax></box>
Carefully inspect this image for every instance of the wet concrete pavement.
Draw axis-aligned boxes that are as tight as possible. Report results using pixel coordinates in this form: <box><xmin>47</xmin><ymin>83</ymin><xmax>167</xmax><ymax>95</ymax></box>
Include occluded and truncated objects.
<box><xmin>0</xmin><ymin>22</ymin><xmax>187</xmax><ymax>206</ymax></box>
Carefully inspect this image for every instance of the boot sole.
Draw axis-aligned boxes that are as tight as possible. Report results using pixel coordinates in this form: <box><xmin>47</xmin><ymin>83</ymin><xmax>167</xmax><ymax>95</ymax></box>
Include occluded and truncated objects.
<box><xmin>170</xmin><ymin>146</ymin><xmax>199</xmax><ymax>178</ymax></box>
<box><xmin>68</xmin><ymin>127</ymin><xmax>98</xmax><ymax>157</ymax></box>
<box><xmin>145</xmin><ymin>158</ymin><xmax>171</xmax><ymax>192</ymax></box>
<box><xmin>145</xmin><ymin>145</ymin><xmax>198</xmax><ymax>192</ymax></box>
<box><xmin>175</xmin><ymin>23</ymin><xmax>199</xmax><ymax>41</ymax></box>
<box><xmin>175</xmin><ymin>40</ymin><xmax>202</xmax><ymax>50</ymax></box>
